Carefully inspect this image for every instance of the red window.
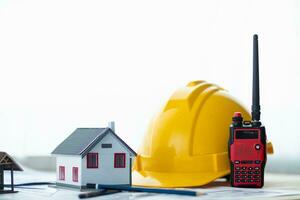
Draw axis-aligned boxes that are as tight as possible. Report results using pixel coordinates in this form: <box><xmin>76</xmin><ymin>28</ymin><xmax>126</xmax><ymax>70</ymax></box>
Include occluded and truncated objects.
<box><xmin>87</xmin><ymin>153</ymin><xmax>98</xmax><ymax>168</ymax></box>
<box><xmin>59</xmin><ymin>166</ymin><xmax>65</xmax><ymax>180</ymax></box>
<box><xmin>72</xmin><ymin>167</ymin><xmax>78</xmax><ymax>182</ymax></box>
<box><xmin>114</xmin><ymin>153</ymin><xmax>126</xmax><ymax>168</ymax></box>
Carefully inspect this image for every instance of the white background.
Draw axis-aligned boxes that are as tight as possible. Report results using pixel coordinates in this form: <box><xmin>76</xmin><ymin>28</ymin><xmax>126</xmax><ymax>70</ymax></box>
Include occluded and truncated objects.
<box><xmin>0</xmin><ymin>0</ymin><xmax>299</xmax><ymax>173</ymax></box>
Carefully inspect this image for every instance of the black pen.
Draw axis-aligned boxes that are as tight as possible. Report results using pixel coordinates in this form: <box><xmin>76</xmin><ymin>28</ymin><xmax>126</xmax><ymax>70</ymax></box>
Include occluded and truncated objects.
<box><xmin>79</xmin><ymin>189</ymin><xmax>121</xmax><ymax>199</ymax></box>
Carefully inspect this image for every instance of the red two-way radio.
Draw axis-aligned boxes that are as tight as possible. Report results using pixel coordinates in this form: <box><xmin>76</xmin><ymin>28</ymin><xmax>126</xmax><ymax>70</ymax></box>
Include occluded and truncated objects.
<box><xmin>228</xmin><ymin>35</ymin><xmax>267</xmax><ymax>188</ymax></box>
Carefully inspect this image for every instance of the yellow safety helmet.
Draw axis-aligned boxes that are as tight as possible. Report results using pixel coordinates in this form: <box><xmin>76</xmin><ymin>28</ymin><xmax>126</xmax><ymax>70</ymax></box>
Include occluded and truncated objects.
<box><xmin>133</xmin><ymin>80</ymin><xmax>273</xmax><ymax>188</ymax></box>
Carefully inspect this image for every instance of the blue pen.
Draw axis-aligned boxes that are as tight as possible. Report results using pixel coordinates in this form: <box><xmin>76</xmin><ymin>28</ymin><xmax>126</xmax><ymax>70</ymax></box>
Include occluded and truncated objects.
<box><xmin>81</xmin><ymin>184</ymin><xmax>203</xmax><ymax>197</ymax></box>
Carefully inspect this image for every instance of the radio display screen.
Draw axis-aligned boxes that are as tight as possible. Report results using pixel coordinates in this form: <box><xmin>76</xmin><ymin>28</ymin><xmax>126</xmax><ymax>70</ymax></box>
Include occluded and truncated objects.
<box><xmin>236</xmin><ymin>130</ymin><xmax>258</xmax><ymax>139</ymax></box>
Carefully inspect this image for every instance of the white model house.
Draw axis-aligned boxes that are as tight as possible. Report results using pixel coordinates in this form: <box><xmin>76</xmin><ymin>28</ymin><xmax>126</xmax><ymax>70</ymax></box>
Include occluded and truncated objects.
<box><xmin>51</xmin><ymin>122</ymin><xmax>136</xmax><ymax>189</ymax></box>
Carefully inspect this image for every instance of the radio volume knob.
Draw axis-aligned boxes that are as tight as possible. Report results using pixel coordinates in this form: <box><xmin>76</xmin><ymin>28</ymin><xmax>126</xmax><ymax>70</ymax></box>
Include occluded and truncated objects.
<box><xmin>232</xmin><ymin>112</ymin><xmax>243</xmax><ymax>127</ymax></box>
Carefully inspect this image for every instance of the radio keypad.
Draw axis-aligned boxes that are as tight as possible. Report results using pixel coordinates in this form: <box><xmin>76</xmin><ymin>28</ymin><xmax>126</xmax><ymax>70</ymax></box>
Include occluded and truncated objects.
<box><xmin>233</xmin><ymin>160</ymin><xmax>261</xmax><ymax>184</ymax></box>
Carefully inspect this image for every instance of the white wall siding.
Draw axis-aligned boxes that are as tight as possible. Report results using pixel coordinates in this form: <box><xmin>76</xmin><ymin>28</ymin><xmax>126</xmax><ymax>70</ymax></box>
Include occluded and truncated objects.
<box><xmin>81</xmin><ymin>132</ymin><xmax>132</xmax><ymax>185</ymax></box>
<box><xmin>55</xmin><ymin>155</ymin><xmax>82</xmax><ymax>186</ymax></box>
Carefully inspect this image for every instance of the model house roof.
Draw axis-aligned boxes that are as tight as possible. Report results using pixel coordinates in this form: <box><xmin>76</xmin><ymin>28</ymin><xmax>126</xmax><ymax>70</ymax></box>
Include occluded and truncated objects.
<box><xmin>51</xmin><ymin>128</ymin><xmax>137</xmax><ymax>157</ymax></box>
<box><xmin>0</xmin><ymin>152</ymin><xmax>23</xmax><ymax>171</ymax></box>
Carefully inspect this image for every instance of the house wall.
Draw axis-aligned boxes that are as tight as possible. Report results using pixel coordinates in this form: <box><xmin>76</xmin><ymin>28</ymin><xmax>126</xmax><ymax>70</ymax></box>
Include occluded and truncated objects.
<box><xmin>81</xmin><ymin>132</ymin><xmax>132</xmax><ymax>186</ymax></box>
<box><xmin>55</xmin><ymin>155</ymin><xmax>82</xmax><ymax>187</ymax></box>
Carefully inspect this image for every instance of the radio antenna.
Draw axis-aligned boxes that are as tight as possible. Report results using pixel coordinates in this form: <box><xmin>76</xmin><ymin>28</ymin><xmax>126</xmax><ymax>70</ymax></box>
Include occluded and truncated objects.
<box><xmin>251</xmin><ymin>34</ymin><xmax>261</xmax><ymax>126</ymax></box>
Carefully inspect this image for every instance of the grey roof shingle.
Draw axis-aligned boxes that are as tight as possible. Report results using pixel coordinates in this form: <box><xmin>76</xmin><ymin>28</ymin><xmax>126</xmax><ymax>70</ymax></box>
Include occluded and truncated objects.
<box><xmin>51</xmin><ymin>128</ymin><xmax>106</xmax><ymax>155</ymax></box>
<box><xmin>51</xmin><ymin>128</ymin><xmax>136</xmax><ymax>157</ymax></box>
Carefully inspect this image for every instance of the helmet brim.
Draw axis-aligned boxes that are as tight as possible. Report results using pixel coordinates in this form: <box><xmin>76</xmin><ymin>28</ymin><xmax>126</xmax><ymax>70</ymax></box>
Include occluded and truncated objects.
<box><xmin>132</xmin><ymin>169</ymin><xmax>230</xmax><ymax>188</ymax></box>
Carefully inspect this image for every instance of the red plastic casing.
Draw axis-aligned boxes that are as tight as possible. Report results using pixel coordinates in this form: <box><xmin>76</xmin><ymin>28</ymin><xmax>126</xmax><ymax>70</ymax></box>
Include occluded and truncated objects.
<box><xmin>229</xmin><ymin>123</ymin><xmax>266</xmax><ymax>188</ymax></box>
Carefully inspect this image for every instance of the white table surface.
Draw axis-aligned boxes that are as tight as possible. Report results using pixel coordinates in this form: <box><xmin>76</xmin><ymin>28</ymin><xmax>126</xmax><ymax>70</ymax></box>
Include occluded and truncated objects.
<box><xmin>2</xmin><ymin>169</ymin><xmax>300</xmax><ymax>200</ymax></box>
